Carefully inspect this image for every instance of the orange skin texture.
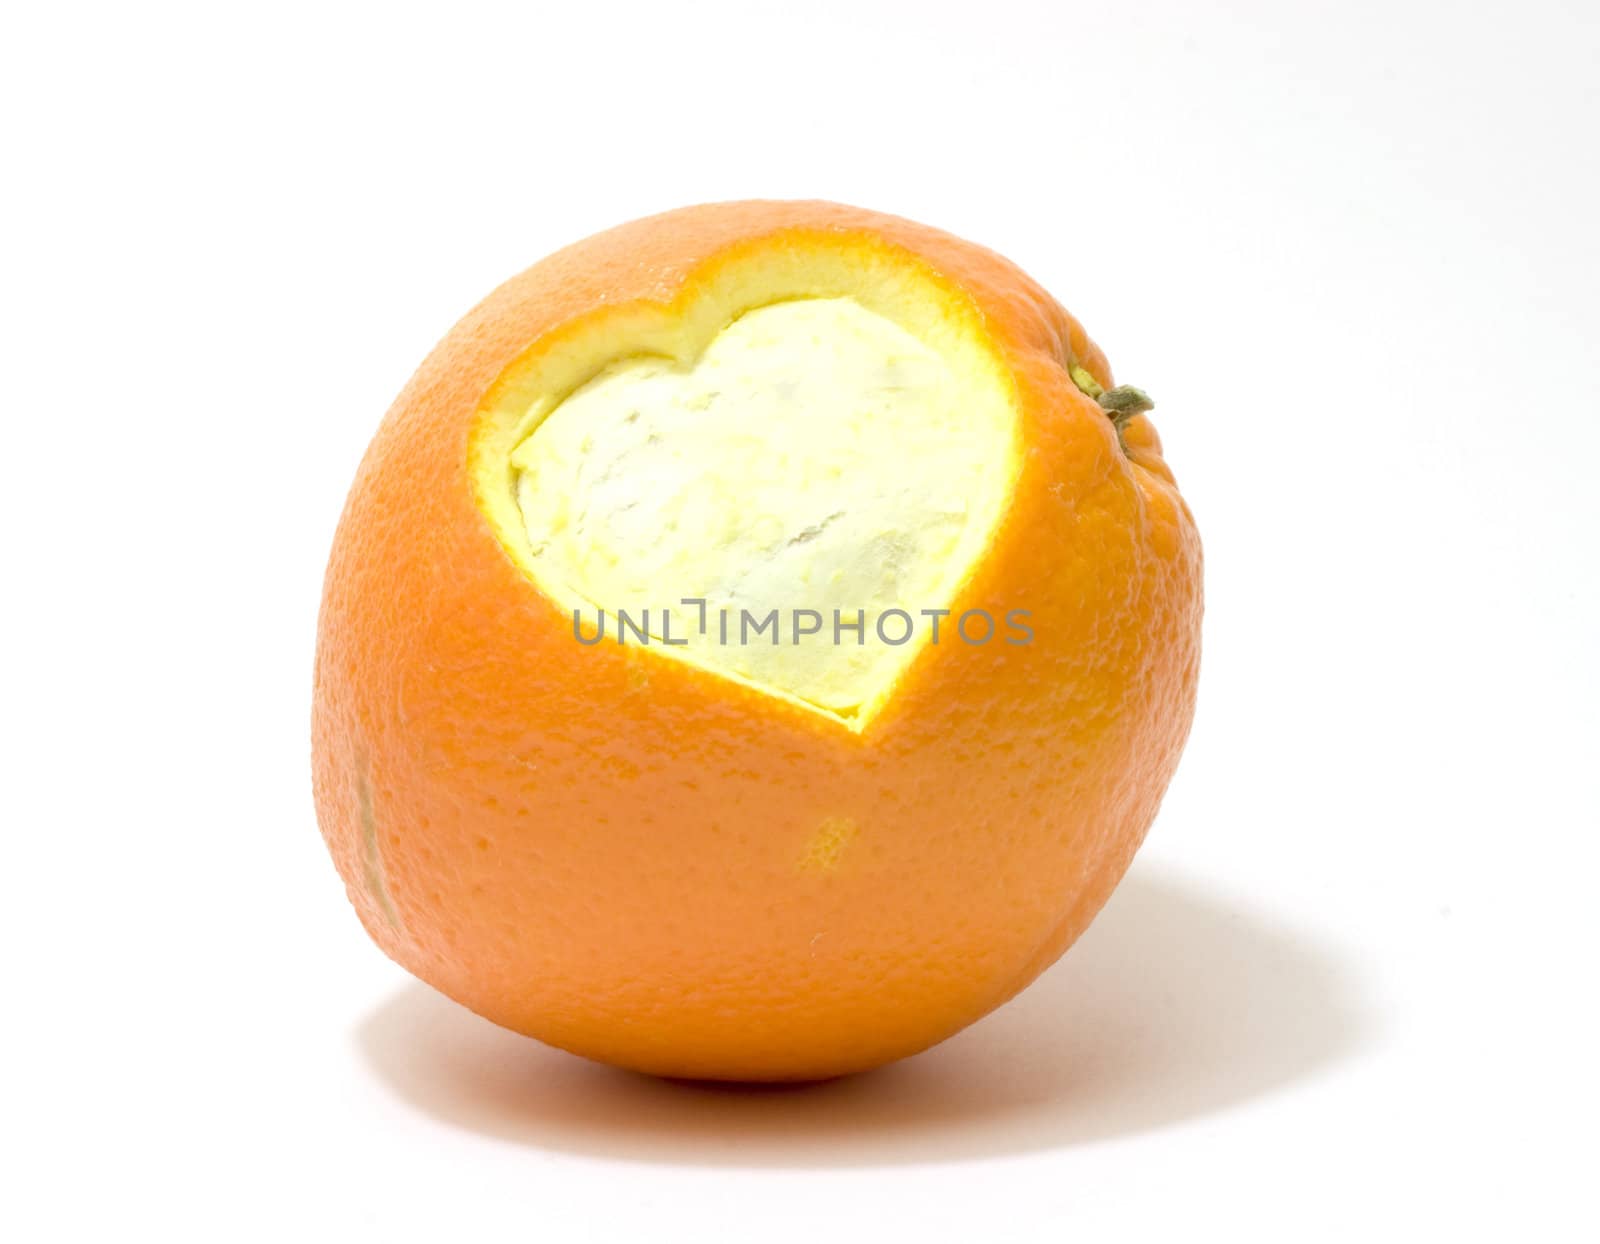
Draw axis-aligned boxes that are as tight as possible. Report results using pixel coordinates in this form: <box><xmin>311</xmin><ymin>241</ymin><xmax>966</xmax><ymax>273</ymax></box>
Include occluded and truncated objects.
<box><xmin>313</xmin><ymin>201</ymin><xmax>1203</xmax><ymax>1081</ymax></box>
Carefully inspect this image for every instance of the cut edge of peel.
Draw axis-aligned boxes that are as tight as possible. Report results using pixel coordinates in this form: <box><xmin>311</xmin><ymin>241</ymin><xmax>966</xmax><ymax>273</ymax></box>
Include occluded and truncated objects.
<box><xmin>469</xmin><ymin>232</ymin><xmax>1033</xmax><ymax>733</ymax></box>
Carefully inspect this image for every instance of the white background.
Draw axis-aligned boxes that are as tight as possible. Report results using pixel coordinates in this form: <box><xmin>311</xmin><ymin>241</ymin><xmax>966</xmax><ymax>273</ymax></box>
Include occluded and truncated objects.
<box><xmin>5</xmin><ymin>2</ymin><xmax>1597</xmax><ymax>1240</ymax></box>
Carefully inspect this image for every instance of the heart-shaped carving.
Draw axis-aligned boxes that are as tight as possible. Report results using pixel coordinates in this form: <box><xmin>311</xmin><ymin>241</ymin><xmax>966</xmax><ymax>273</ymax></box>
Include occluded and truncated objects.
<box><xmin>481</xmin><ymin>260</ymin><xmax>1018</xmax><ymax>728</ymax></box>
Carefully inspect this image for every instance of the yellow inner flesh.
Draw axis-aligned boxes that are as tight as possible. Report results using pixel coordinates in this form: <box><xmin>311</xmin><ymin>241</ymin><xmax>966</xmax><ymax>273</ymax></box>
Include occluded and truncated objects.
<box><xmin>476</xmin><ymin>245</ymin><xmax>1019</xmax><ymax>729</ymax></box>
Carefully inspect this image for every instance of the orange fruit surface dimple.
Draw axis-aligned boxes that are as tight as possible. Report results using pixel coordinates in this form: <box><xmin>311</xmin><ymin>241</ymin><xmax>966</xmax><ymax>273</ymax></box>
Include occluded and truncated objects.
<box><xmin>312</xmin><ymin>200</ymin><xmax>1203</xmax><ymax>1081</ymax></box>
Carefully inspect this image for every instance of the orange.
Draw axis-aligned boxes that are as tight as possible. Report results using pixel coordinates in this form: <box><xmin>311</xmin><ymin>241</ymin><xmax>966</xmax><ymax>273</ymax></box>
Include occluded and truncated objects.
<box><xmin>312</xmin><ymin>200</ymin><xmax>1202</xmax><ymax>1081</ymax></box>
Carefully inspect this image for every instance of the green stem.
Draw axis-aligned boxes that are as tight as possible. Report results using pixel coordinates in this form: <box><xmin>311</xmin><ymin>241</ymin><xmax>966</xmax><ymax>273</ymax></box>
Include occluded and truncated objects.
<box><xmin>1071</xmin><ymin>365</ymin><xmax>1154</xmax><ymax>434</ymax></box>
